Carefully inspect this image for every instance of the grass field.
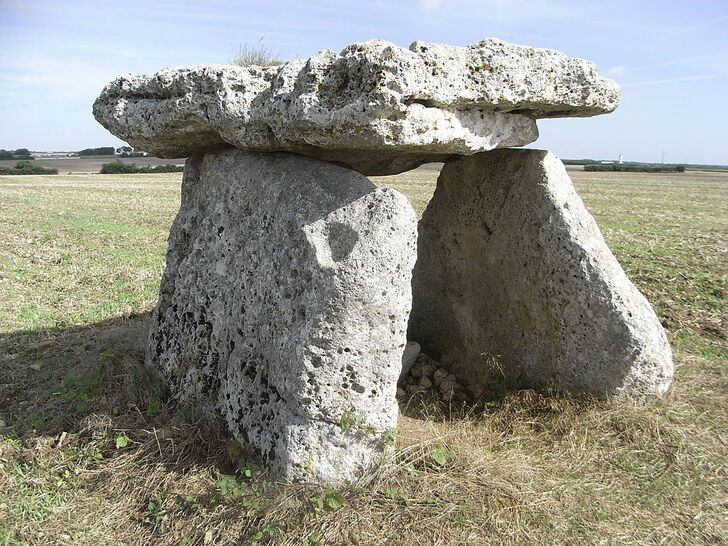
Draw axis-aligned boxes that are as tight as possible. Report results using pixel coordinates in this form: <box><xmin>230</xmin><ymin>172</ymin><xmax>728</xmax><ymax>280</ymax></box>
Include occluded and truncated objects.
<box><xmin>0</xmin><ymin>167</ymin><xmax>726</xmax><ymax>545</ymax></box>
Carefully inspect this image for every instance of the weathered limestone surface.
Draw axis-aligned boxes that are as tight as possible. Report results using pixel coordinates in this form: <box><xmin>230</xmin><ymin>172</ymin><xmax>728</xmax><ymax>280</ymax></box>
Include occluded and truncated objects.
<box><xmin>147</xmin><ymin>148</ymin><xmax>417</xmax><ymax>483</ymax></box>
<box><xmin>93</xmin><ymin>38</ymin><xmax>619</xmax><ymax>175</ymax></box>
<box><xmin>399</xmin><ymin>341</ymin><xmax>421</xmax><ymax>383</ymax></box>
<box><xmin>409</xmin><ymin>150</ymin><xmax>673</xmax><ymax>398</ymax></box>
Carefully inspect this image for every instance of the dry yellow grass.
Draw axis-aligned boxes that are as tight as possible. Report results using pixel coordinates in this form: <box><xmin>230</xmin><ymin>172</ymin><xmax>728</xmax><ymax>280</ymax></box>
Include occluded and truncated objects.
<box><xmin>0</xmin><ymin>167</ymin><xmax>726</xmax><ymax>545</ymax></box>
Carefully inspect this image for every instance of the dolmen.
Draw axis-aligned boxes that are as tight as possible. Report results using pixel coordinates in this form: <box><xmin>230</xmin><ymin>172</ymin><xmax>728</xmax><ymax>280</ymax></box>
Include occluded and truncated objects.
<box><xmin>94</xmin><ymin>38</ymin><xmax>673</xmax><ymax>485</ymax></box>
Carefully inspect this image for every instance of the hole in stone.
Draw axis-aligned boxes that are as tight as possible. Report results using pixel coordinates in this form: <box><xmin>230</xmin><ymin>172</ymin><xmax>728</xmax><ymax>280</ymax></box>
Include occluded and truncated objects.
<box><xmin>327</xmin><ymin>222</ymin><xmax>359</xmax><ymax>262</ymax></box>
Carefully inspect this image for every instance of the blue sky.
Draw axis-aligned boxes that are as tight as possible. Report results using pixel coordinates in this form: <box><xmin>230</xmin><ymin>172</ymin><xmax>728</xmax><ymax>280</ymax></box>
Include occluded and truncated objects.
<box><xmin>1</xmin><ymin>0</ymin><xmax>726</xmax><ymax>164</ymax></box>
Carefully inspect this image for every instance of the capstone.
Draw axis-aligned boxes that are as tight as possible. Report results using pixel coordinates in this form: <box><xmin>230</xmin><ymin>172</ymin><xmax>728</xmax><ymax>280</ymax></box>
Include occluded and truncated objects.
<box><xmin>93</xmin><ymin>38</ymin><xmax>618</xmax><ymax>175</ymax></box>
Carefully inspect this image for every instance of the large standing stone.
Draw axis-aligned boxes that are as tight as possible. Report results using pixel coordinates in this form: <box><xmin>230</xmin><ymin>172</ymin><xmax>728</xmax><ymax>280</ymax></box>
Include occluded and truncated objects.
<box><xmin>148</xmin><ymin>148</ymin><xmax>417</xmax><ymax>484</ymax></box>
<box><xmin>93</xmin><ymin>38</ymin><xmax>619</xmax><ymax>175</ymax></box>
<box><xmin>409</xmin><ymin>150</ymin><xmax>673</xmax><ymax>398</ymax></box>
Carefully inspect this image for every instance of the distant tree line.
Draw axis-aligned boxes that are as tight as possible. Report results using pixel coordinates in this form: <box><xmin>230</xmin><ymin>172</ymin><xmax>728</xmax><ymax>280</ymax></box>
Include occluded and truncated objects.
<box><xmin>0</xmin><ymin>148</ymin><xmax>34</xmax><ymax>160</ymax></box>
<box><xmin>584</xmin><ymin>164</ymin><xmax>685</xmax><ymax>173</ymax></box>
<box><xmin>0</xmin><ymin>161</ymin><xmax>57</xmax><ymax>175</ymax></box>
<box><xmin>77</xmin><ymin>147</ymin><xmax>116</xmax><ymax>156</ymax></box>
<box><xmin>562</xmin><ymin>159</ymin><xmax>601</xmax><ymax>165</ymax></box>
<box><xmin>100</xmin><ymin>160</ymin><xmax>184</xmax><ymax>174</ymax></box>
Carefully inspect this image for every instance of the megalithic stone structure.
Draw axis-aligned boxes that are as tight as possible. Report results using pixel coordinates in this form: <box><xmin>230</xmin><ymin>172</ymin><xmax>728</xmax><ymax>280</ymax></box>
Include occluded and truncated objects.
<box><xmin>408</xmin><ymin>150</ymin><xmax>673</xmax><ymax>399</ymax></box>
<box><xmin>147</xmin><ymin>149</ymin><xmax>417</xmax><ymax>484</ymax></box>
<box><xmin>94</xmin><ymin>37</ymin><xmax>673</xmax><ymax>484</ymax></box>
<box><xmin>93</xmin><ymin>38</ymin><xmax>619</xmax><ymax>176</ymax></box>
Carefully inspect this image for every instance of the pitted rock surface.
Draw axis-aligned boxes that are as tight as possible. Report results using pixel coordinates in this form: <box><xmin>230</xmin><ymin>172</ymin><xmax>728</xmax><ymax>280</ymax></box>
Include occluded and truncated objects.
<box><xmin>147</xmin><ymin>148</ymin><xmax>417</xmax><ymax>484</ymax></box>
<box><xmin>409</xmin><ymin>149</ymin><xmax>673</xmax><ymax>399</ymax></box>
<box><xmin>94</xmin><ymin>38</ymin><xmax>619</xmax><ymax>175</ymax></box>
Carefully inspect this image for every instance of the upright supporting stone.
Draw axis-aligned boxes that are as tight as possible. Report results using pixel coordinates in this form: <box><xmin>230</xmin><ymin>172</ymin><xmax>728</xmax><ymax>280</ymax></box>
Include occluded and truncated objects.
<box><xmin>148</xmin><ymin>149</ymin><xmax>417</xmax><ymax>484</ymax></box>
<box><xmin>410</xmin><ymin>149</ymin><xmax>673</xmax><ymax>398</ymax></box>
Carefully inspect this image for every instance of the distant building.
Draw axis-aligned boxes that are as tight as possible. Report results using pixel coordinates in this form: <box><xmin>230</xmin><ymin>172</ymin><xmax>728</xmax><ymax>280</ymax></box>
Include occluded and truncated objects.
<box><xmin>115</xmin><ymin>146</ymin><xmax>149</xmax><ymax>156</ymax></box>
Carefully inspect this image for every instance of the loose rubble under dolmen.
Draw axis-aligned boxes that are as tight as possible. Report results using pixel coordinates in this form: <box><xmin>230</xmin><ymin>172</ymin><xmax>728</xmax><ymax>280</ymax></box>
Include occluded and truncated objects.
<box><xmin>94</xmin><ymin>37</ymin><xmax>674</xmax><ymax>485</ymax></box>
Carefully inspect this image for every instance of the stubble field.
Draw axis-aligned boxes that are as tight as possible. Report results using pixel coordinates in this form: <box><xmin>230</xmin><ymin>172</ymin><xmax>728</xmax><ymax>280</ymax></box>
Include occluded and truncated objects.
<box><xmin>0</xmin><ymin>166</ymin><xmax>726</xmax><ymax>545</ymax></box>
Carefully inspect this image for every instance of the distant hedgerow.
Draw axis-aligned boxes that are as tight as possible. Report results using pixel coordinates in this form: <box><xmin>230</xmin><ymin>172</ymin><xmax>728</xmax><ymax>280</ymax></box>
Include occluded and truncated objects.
<box><xmin>0</xmin><ymin>161</ymin><xmax>57</xmax><ymax>175</ymax></box>
<box><xmin>584</xmin><ymin>164</ymin><xmax>686</xmax><ymax>173</ymax></box>
<box><xmin>78</xmin><ymin>147</ymin><xmax>116</xmax><ymax>156</ymax></box>
<box><xmin>0</xmin><ymin>148</ymin><xmax>33</xmax><ymax>160</ymax></box>
<box><xmin>100</xmin><ymin>160</ymin><xmax>184</xmax><ymax>174</ymax></box>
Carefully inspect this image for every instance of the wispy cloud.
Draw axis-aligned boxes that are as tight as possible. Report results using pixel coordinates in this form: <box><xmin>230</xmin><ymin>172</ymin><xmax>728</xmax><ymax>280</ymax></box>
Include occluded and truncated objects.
<box><xmin>622</xmin><ymin>74</ymin><xmax>723</xmax><ymax>88</ymax></box>
<box><xmin>657</xmin><ymin>14</ymin><xmax>728</xmax><ymax>41</ymax></box>
<box><xmin>609</xmin><ymin>52</ymin><xmax>728</xmax><ymax>76</ymax></box>
<box><xmin>420</xmin><ymin>0</ymin><xmax>442</xmax><ymax>9</ymax></box>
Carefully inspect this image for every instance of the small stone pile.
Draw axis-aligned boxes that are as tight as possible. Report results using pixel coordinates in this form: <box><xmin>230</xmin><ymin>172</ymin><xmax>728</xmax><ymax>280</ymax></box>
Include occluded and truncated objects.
<box><xmin>94</xmin><ymin>37</ymin><xmax>674</xmax><ymax>485</ymax></box>
<box><xmin>398</xmin><ymin>353</ymin><xmax>469</xmax><ymax>402</ymax></box>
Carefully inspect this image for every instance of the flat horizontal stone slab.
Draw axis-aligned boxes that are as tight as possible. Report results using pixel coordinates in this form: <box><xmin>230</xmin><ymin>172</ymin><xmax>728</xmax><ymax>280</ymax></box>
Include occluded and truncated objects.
<box><xmin>409</xmin><ymin>149</ymin><xmax>673</xmax><ymax>399</ymax></box>
<box><xmin>148</xmin><ymin>149</ymin><xmax>417</xmax><ymax>484</ymax></box>
<box><xmin>94</xmin><ymin>38</ymin><xmax>619</xmax><ymax>175</ymax></box>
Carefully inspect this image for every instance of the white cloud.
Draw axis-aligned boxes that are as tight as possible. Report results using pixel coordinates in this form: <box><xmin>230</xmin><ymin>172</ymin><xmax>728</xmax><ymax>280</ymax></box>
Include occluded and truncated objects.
<box><xmin>622</xmin><ymin>74</ymin><xmax>722</xmax><ymax>88</ymax></box>
<box><xmin>657</xmin><ymin>14</ymin><xmax>728</xmax><ymax>41</ymax></box>
<box><xmin>608</xmin><ymin>66</ymin><xmax>627</xmax><ymax>75</ymax></box>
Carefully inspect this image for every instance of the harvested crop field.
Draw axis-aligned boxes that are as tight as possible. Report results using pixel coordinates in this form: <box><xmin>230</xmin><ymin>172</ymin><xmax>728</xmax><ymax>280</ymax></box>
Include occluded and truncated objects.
<box><xmin>0</xmin><ymin>166</ymin><xmax>726</xmax><ymax>545</ymax></box>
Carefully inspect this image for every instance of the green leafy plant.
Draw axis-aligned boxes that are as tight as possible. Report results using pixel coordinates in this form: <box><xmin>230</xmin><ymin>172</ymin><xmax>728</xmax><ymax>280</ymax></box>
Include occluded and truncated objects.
<box><xmin>217</xmin><ymin>475</ymin><xmax>246</xmax><ymax>496</ymax></box>
<box><xmin>217</xmin><ymin>475</ymin><xmax>258</xmax><ymax>501</ymax></box>
<box><xmin>476</xmin><ymin>354</ymin><xmax>518</xmax><ymax>407</ymax></box>
<box><xmin>338</xmin><ymin>411</ymin><xmax>376</xmax><ymax>435</ymax></box>
<box><xmin>426</xmin><ymin>496</ymin><xmax>445</xmax><ymax>507</ymax></box>
<box><xmin>227</xmin><ymin>441</ymin><xmax>257</xmax><ymax>478</ymax></box>
<box><xmin>114</xmin><ymin>433</ymin><xmax>129</xmax><ymax>448</ymax></box>
<box><xmin>311</xmin><ymin>488</ymin><xmax>346</xmax><ymax>512</ymax></box>
<box><xmin>145</xmin><ymin>401</ymin><xmax>162</xmax><ymax>415</ymax></box>
<box><xmin>247</xmin><ymin>521</ymin><xmax>283</xmax><ymax>546</ymax></box>
<box><xmin>52</xmin><ymin>374</ymin><xmax>103</xmax><ymax>414</ymax></box>
<box><xmin>385</xmin><ymin>488</ymin><xmax>411</xmax><ymax>507</ymax></box>
<box><xmin>174</xmin><ymin>494</ymin><xmax>202</xmax><ymax>511</ymax></box>
<box><xmin>176</xmin><ymin>408</ymin><xmax>194</xmax><ymax>422</ymax></box>
<box><xmin>145</xmin><ymin>493</ymin><xmax>167</xmax><ymax>523</ymax></box>
<box><xmin>430</xmin><ymin>446</ymin><xmax>453</xmax><ymax>466</ymax></box>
